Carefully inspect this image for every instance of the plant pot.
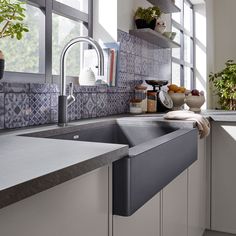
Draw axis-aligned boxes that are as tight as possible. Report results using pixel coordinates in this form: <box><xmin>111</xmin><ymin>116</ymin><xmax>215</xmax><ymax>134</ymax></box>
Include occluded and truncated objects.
<box><xmin>135</xmin><ymin>19</ymin><xmax>157</xmax><ymax>30</ymax></box>
<box><xmin>0</xmin><ymin>59</ymin><xmax>4</xmax><ymax>80</ymax></box>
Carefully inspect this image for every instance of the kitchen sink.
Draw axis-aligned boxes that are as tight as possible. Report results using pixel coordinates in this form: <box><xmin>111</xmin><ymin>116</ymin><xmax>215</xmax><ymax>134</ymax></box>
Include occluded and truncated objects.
<box><xmin>23</xmin><ymin>117</ymin><xmax>198</xmax><ymax>216</ymax></box>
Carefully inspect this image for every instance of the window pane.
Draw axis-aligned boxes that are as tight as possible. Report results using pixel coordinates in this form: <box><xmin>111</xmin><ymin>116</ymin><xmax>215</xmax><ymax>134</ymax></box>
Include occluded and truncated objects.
<box><xmin>172</xmin><ymin>27</ymin><xmax>181</xmax><ymax>59</ymax></box>
<box><xmin>172</xmin><ymin>63</ymin><xmax>181</xmax><ymax>86</ymax></box>
<box><xmin>184</xmin><ymin>35</ymin><xmax>192</xmax><ymax>64</ymax></box>
<box><xmin>184</xmin><ymin>1</ymin><xmax>193</xmax><ymax>34</ymax></box>
<box><xmin>184</xmin><ymin>67</ymin><xmax>192</xmax><ymax>89</ymax></box>
<box><xmin>56</xmin><ymin>0</ymin><xmax>88</xmax><ymax>13</ymax></box>
<box><xmin>172</xmin><ymin>0</ymin><xmax>182</xmax><ymax>24</ymax></box>
<box><xmin>0</xmin><ymin>5</ymin><xmax>45</xmax><ymax>73</ymax></box>
<box><xmin>52</xmin><ymin>14</ymin><xmax>88</xmax><ymax>77</ymax></box>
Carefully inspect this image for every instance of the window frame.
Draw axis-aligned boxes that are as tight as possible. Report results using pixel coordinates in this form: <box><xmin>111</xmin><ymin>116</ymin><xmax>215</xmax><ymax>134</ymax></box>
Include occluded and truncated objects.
<box><xmin>3</xmin><ymin>0</ymin><xmax>93</xmax><ymax>83</ymax></box>
<box><xmin>171</xmin><ymin>0</ymin><xmax>195</xmax><ymax>90</ymax></box>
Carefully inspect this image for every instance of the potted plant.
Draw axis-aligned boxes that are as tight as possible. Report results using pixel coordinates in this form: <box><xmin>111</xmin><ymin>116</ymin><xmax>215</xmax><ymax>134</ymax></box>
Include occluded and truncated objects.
<box><xmin>0</xmin><ymin>0</ymin><xmax>29</xmax><ymax>79</ymax></box>
<box><xmin>209</xmin><ymin>60</ymin><xmax>236</xmax><ymax>110</ymax></box>
<box><xmin>134</xmin><ymin>6</ymin><xmax>162</xmax><ymax>30</ymax></box>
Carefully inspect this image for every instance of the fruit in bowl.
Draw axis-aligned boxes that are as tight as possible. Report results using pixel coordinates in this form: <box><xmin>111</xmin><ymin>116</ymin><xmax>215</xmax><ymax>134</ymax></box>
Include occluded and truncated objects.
<box><xmin>185</xmin><ymin>89</ymin><xmax>205</xmax><ymax>112</ymax></box>
<box><xmin>167</xmin><ymin>84</ymin><xmax>186</xmax><ymax>110</ymax></box>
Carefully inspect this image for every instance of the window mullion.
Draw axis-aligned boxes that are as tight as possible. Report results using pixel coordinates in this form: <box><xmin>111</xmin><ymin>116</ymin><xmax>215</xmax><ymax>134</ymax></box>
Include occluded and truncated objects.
<box><xmin>52</xmin><ymin>1</ymin><xmax>89</xmax><ymax>23</ymax></box>
<box><xmin>45</xmin><ymin>0</ymin><xmax>53</xmax><ymax>83</ymax></box>
<box><xmin>88</xmin><ymin>0</ymin><xmax>93</xmax><ymax>37</ymax></box>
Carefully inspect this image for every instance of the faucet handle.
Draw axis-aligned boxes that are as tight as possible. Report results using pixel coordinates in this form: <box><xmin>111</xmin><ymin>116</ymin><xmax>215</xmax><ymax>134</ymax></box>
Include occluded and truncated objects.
<box><xmin>69</xmin><ymin>82</ymin><xmax>73</xmax><ymax>95</ymax></box>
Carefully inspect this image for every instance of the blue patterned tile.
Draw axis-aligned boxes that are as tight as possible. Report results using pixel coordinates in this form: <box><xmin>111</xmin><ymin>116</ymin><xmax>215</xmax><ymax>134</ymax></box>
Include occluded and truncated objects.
<box><xmin>50</xmin><ymin>84</ymin><xmax>60</xmax><ymax>93</ymax></box>
<box><xmin>5</xmin><ymin>93</ymin><xmax>30</xmax><ymax>128</ymax></box>
<box><xmin>107</xmin><ymin>87</ymin><xmax>118</xmax><ymax>93</ymax></box>
<box><xmin>82</xmin><ymin>93</ymin><xmax>97</xmax><ymax>119</ymax></box>
<box><xmin>127</xmin><ymin>73</ymin><xmax>135</xmax><ymax>91</ymax></box>
<box><xmin>116</xmin><ymin>93</ymin><xmax>127</xmax><ymax>114</ymax></box>
<box><xmin>29</xmin><ymin>94</ymin><xmax>51</xmax><ymax>126</ymax></box>
<box><xmin>80</xmin><ymin>86</ymin><xmax>98</xmax><ymax>93</ymax></box>
<box><xmin>148</xmin><ymin>59</ymin><xmax>154</xmax><ymax>77</ymax></box>
<box><xmin>68</xmin><ymin>93</ymin><xmax>83</xmax><ymax>121</ymax></box>
<box><xmin>4</xmin><ymin>82</ymin><xmax>29</xmax><ymax>93</ymax></box>
<box><xmin>153</xmin><ymin>63</ymin><xmax>160</xmax><ymax>78</ymax></box>
<box><xmin>126</xmin><ymin>34</ymin><xmax>135</xmax><ymax>55</ymax></box>
<box><xmin>134</xmin><ymin>37</ymin><xmax>142</xmax><ymax>56</ymax></box>
<box><xmin>141</xmin><ymin>40</ymin><xmax>148</xmax><ymax>58</ymax></box>
<box><xmin>107</xmin><ymin>93</ymin><xmax>118</xmax><ymax>115</ymax></box>
<box><xmin>135</xmin><ymin>56</ymin><xmax>142</xmax><ymax>75</ymax></box>
<box><xmin>119</xmin><ymin>52</ymin><xmax>127</xmax><ymax>72</ymax></box>
<box><xmin>0</xmin><ymin>83</ymin><xmax>4</xmax><ymax>93</ymax></box>
<box><xmin>118</xmin><ymin>30</ymin><xmax>128</xmax><ymax>52</ymax></box>
<box><xmin>147</xmin><ymin>42</ymin><xmax>154</xmax><ymax>59</ymax></box>
<box><xmin>127</xmin><ymin>54</ymin><xmax>135</xmax><ymax>74</ymax></box>
<box><xmin>30</xmin><ymin>83</ymin><xmax>50</xmax><ymax>93</ymax></box>
<box><xmin>0</xmin><ymin>93</ymin><xmax>4</xmax><ymax>129</ymax></box>
<box><xmin>50</xmin><ymin>93</ymin><xmax>59</xmax><ymax>123</ymax></box>
<box><xmin>97</xmin><ymin>85</ymin><xmax>108</xmax><ymax>93</ymax></box>
<box><xmin>97</xmin><ymin>93</ymin><xmax>108</xmax><ymax>117</ymax></box>
<box><xmin>141</xmin><ymin>57</ymin><xmax>148</xmax><ymax>76</ymax></box>
<box><xmin>117</xmin><ymin>71</ymin><xmax>127</xmax><ymax>90</ymax></box>
<box><xmin>153</xmin><ymin>49</ymin><xmax>161</xmax><ymax>62</ymax></box>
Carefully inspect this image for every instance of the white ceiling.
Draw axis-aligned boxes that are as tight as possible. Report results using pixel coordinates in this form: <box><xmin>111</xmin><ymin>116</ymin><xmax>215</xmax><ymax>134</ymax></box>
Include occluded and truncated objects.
<box><xmin>190</xmin><ymin>0</ymin><xmax>204</xmax><ymax>4</ymax></box>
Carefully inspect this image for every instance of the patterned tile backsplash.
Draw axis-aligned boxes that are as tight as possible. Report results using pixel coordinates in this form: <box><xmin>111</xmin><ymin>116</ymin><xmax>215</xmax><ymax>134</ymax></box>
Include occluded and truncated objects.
<box><xmin>0</xmin><ymin>30</ymin><xmax>171</xmax><ymax>130</ymax></box>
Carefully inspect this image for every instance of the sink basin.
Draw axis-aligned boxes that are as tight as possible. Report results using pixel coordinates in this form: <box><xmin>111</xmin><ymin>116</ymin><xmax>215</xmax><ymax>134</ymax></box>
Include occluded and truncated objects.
<box><xmin>23</xmin><ymin>117</ymin><xmax>198</xmax><ymax>216</ymax></box>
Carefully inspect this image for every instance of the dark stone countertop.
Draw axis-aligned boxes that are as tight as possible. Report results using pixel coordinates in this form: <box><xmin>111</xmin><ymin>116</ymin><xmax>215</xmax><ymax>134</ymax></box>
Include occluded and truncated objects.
<box><xmin>0</xmin><ymin>110</ymin><xmax>235</xmax><ymax>210</ymax></box>
<box><xmin>0</xmin><ymin>116</ymin><xmax>130</xmax><ymax>209</ymax></box>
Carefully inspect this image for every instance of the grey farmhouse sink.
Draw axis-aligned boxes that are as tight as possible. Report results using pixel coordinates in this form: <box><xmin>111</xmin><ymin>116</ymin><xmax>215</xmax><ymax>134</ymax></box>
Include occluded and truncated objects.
<box><xmin>23</xmin><ymin>117</ymin><xmax>198</xmax><ymax>216</ymax></box>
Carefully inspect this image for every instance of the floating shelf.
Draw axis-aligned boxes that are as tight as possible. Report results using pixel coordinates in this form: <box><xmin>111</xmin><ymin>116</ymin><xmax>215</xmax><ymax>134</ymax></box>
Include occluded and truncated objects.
<box><xmin>129</xmin><ymin>29</ymin><xmax>180</xmax><ymax>49</ymax></box>
<box><xmin>146</xmin><ymin>0</ymin><xmax>180</xmax><ymax>13</ymax></box>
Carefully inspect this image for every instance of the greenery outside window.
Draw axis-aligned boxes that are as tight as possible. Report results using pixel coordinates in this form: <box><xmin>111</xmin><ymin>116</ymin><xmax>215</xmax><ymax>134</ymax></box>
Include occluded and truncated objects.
<box><xmin>2</xmin><ymin>0</ymin><xmax>92</xmax><ymax>83</ymax></box>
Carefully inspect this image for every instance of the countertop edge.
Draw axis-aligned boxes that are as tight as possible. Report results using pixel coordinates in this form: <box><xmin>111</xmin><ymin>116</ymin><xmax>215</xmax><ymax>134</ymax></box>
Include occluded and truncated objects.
<box><xmin>0</xmin><ymin>145</ymin><xmax>128</xmax><ymax>210</ymax></box>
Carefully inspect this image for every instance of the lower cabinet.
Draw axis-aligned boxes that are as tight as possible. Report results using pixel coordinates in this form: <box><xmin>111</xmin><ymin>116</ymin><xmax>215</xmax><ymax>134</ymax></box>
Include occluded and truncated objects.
<box><xmin>162</xmin><ymin>170</ymin><xmax>188</xmax><ymax>236</ymax></box>
<box><xmin>113</xmin><ymin>194</ymin><xmax>161</xmax><ymax>236</ymax></box>
<box><xmin>0</xmin><ymin>166</ymin><xmax>110</xmax><ymax>236</ymax></box>
<box><xmin>211</xmin><ymin>122</ymin><xmax>236</xmax><ymax>234</ymax></box>
<box><xmin>188</xmin><ymin>137</ymin><xmax>207</xmax><ymax>236</ymax></box>
<box><xmin>0</xmin><ymin>139</ymin><xmax>208</xmax><ymax>236</ymax></box>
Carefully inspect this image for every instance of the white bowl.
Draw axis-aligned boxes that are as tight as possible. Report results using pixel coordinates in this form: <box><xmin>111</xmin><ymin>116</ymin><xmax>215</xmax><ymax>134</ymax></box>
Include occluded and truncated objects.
<box><xmin>169</xmin><ymin>93</ymin><xmax>185</xmax><ymax>110</ymax></box>
<box><xmin>185</xmin><ymin>95</ymin><xmax>205</xmax><ymax>112</ymax></box>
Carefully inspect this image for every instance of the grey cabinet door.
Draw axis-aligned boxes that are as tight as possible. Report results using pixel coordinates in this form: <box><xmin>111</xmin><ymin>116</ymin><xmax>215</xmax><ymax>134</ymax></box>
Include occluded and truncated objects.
<box><xmin>211</xmin><ymin>122</ymin><xmax>236</xmax><ymax>234</ymax></box>
<box><xmin>163</xmin><ymin>170</ymin><xmax>188</xmax><ymax>236</ymax></box>
<box><xmin>188</xmin><ymin>137</ymin><xmax>207</xmax><ymax>236</ymax></box>
<box><xmin>0</xmin><ymin>166</ymin><xmax>109</xmax><ymax>236</ymax></box>
<box><xmin>113</xmin><ymin>193</ymin><xmax>161</xmax><ymax>236</ymax></box>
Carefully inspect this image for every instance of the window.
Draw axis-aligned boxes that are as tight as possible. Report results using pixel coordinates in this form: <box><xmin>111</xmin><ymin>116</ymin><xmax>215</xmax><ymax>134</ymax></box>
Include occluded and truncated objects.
<box><xmin>52</xmin><ymin>14</ymin><xmax>88</xmax><ymax>77</ymax></box>
<box><xmin>3</xmin><ymin>0</ymin><xmax>92</xmax><ymax>83</ymax></box>
<box><xmin>171</xmin><ymin>0</ymin><xmax>194</xmax><ymax>90</ymax></box>
<box><xmin>1</xmin><ymin>4</ymin><xmax>45</xmax><ymax>74</ymax></box>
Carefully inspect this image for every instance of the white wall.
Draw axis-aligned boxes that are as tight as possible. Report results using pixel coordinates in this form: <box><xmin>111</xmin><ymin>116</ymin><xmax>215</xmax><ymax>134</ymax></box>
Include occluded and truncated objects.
<box><xmin>194</xmin><ymin>4</ymin><xmax>207</xmax><ymax>109</ymax></box>
<box><xmin>206</xmin><ymin>0</ymin><xmax>236</xmax><ymax>109</ymax></box>
<box><xmin>93</xmin><ymin>0</ymin><xmax>118</xmax><ymax>43</ymax></box>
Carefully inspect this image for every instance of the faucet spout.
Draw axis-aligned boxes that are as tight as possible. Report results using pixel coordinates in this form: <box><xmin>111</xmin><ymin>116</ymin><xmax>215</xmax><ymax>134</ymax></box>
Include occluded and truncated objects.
<box><xmin>58</xmin><ymin>36</ymin><xmax>104</xmax><ymax>126</ymax></box>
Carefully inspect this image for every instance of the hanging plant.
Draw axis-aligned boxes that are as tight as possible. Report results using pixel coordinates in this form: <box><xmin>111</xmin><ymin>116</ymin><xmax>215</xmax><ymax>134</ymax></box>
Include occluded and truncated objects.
<box><xmin>0</xmin><ymin>0</ymin><xmax>29</xmax><ymax>79</ymax></box>
<box><xmin>209</xmin><ymin>60</ymin><xmax>236</xmax><ymax>110</ymax></box>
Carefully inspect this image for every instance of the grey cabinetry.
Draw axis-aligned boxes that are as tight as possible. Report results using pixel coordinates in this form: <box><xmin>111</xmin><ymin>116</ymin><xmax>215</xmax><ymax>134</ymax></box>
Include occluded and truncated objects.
<box><xmin>211</xmin><ymin>122</ymin><xmax>236</xmax><ymax>234</ymax></box>
<box><xmin>0</xmin><ymin>166</ymin><xmax>109</xmax><ymax>236</ymax></box>
<box><xmin>188</xmin><ymin>138</ymin><xmax>207</xmax><ymax>236</ymax></box>
<box><xmin>162</xmin><ymin>170</ymin><xmax>188</xmax><ymax>236</ymax></box>
<box><xmin>113</xmin><ymin>193</ymin><xmax>161</xmax><ymax>236</ymax></box>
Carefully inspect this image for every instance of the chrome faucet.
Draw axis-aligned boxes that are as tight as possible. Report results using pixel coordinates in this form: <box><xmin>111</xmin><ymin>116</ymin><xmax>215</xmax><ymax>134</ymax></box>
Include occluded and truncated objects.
<box><xmin>58</xmin><ymin>36</ymin><xmax>105</xmax><ymax>126</ymax></box>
